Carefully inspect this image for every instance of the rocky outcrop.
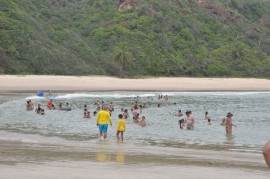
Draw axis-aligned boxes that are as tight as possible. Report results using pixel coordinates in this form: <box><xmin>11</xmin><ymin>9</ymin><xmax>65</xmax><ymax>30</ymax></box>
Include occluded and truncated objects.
<box><xmin>118</xmin><ymin>0</ymin><xmax>139</xmax><ymax>12</ymax></box>
<box><xmin>259</xmin><ymin>18</ymin><xmax>270</xmax><ymax>29</ymax></box>
<box><xmin>196</xmin><ymin>0</ymin><xmax>240</xmax><ymax>23</ymax></box>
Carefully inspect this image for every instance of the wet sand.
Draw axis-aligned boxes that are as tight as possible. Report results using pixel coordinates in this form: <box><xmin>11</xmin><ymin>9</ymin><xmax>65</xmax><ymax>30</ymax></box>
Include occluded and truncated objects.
<box><xmin>0</xmin><ymin>138</ymin><xmax>269</xmax><ymax>178</ymax></box>
<box><xmin>1</xmin><ymin>161</ymin><xmax>269</xmax><ymax>179</ymax></box>
<box><xmin>0</xmin><ymin>75</ymin><xmax>270</xmax><ymax>178</ymax></box>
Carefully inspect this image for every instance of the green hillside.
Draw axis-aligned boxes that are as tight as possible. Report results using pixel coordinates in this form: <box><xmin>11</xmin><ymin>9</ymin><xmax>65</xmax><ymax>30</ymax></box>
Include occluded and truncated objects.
<box><xmin>1</xmin><ymin>0</ymin><xmax>270</xmax><ymax>77</ymax></box>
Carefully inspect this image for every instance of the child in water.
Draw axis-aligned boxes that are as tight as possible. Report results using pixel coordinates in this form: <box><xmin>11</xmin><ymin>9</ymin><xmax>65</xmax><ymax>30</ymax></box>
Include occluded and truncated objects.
<box><xmin>26</xmin><ymin>100</ymin><xmax>34</xmax><ymax>111</ymax></box>
<box><xmin>140</xmin><ymin>116</ymin><xmax>146</xmax><ymax>127</ymax></box>
<box><xmin>178</xmin><ymin>116</ymin><xmax>185</xmax><ymax>129</ymax></box>
<box><xmin>116</xmin><ymin>114</ymin><xmax>126</xmax><ymax>142</ymax></box>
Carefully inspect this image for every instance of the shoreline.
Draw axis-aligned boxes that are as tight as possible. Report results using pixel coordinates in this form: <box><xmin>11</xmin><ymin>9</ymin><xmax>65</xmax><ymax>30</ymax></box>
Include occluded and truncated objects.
<box><xmin>1</xmin><ymin>75</ymin><xmax>270</xmax><ymax>92</ymax></box>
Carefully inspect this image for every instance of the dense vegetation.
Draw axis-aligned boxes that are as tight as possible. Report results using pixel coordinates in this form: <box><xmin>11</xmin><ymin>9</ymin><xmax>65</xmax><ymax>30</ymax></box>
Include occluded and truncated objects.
<box><xmin>1</xmin><ymin>0</ymin><xmax>270</xmax><ymax>77</ymax></box>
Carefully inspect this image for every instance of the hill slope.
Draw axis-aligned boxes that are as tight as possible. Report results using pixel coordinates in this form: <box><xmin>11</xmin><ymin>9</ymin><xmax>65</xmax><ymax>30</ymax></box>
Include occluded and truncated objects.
<box><xmin>1</xmin><ymin>0</ymin><xmax>270</xmax><ymax>77</ymax></box>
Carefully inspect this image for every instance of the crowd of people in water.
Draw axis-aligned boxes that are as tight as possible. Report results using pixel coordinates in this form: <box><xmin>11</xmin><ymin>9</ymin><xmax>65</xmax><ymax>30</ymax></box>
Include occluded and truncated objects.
<box><xmin>81</xmin><ymin>99</ymin><xmax>147</xmax><ymax>127</ymax></box>
<box><xmin>26</xmin><ymin>92</ymin><xmax>237</xmax><ymax>136</ymax></box>
<box><xmin>25</xmin><ymin>91</ymin><xmax>270</xmax><ymax>168</ymax></box>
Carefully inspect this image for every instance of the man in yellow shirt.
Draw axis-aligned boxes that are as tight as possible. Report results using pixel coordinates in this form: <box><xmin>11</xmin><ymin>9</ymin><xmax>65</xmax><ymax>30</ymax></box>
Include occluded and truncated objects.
<box><xmin>96</xmin><ymin>106</ymin><xmax>112</xmax><ymax>140</ymax></box>
<box><xmin>116</xmin><ymin>114</ymin><xmax>126</xmax><ymax>142</ymax></box>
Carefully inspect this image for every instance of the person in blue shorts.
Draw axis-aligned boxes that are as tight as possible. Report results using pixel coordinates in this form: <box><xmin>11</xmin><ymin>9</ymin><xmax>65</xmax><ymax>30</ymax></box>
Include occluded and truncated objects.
<box><xmin>96</xmin><ymin>106</ymin><xmax>112</xmax><ymax>140</ymax></box>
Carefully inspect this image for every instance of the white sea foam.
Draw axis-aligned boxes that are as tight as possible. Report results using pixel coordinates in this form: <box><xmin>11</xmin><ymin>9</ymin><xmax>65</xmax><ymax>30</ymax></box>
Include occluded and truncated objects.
<box><xmin>0</xmin><ymin>131</ymin><xmax>68</xmax><ymax>145</ymax></box>
<box><xmin>25</xmin><ymin>96</ymin><xmax>45</xmax><ymax>100</ymax></box>
<box><xmin>207</xmin><ymin>92</ymin><xmax>270</xmax><ymax>96</ymax></box>
<box><xmin>160</xmin><ymin>91</ymin><xmax>270</xmax><ymax>96</ymax></box>
<box><xmin>55</xmin><ymin>93</ymin><xmax>156</xmax><ymax>99</ymax></box>
<box><xmin>0</xmin><ymin>131</ymin><xmax>40</xmax><ymax>143</ymax></box>
<box><xmin>25</xmin><ymin>92</ymin><xmax>270</xmax><ymax>100</ymax></box>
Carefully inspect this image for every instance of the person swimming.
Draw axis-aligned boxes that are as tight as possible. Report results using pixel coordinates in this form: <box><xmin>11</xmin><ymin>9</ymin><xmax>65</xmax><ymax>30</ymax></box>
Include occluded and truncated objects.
<box><xmin>58</xmin><ymin>103</ymin><xmax>62</xmax><ymax>110</ymax></box>
<box><xmin>84</xmin><ymin>105</ymin><xmax>88</xmax><ymax>112</ymax></box>
<box><xmin>26</xmin><ymin>100</ymin><xmax>34</xmax><ymax>111</ymax></box>
<box><xmin>83</xmin><ymin>111</ymin><xmax>90</xmax><ymax>119</ymax></box>
<box><xmin>177</xmin><ymin>110</ymin><xmax>183</xmax><ymax>117</ymax></box>
<box><xmin>35</xmin><ymin>104</ymin><xmax>42</xmax><ymax>114</ymax></box>
<box><xmin>61</xmin><ymin>103</ymin><xmax>71</xmax><ymax>111</ymax></box>
<box><xmin>40</xmin><ymin>109</ymin><xmax>45</xmax><ymax>115</ymax></box>
<box><xmin>139</xmin><ymin>116</ymin><xmax>146</xmax><ymax>127</ymax></box>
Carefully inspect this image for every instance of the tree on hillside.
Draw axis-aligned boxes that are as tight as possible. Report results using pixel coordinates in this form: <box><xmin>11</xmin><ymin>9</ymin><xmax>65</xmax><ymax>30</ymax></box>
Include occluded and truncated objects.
<box><xmin>114</xmin><ymin>51</ymin><xmax>132</xmax><ymax>78</ymax></box>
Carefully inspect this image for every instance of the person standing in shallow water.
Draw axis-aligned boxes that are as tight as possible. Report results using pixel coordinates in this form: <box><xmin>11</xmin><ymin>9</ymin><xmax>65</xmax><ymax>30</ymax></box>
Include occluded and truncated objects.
<box><xmin>205</xmin><ymin>111</ymin><xmax>211</xmax><ymax>125</ymax></box>
<box><xmin>263</xmin><ymin>141</ymin><xmax>270</xmax><ymax>168</ymax></box>
<box><xmin>116</xmin><ymin>114</ymin><xmax>126</xmax><ymax>142</ymax></box>
<box><xmin>26</xmin><ymin>100</ymin><xmax>34</xmax><ymax>111</ymax></box>
<box><xmin>225</xmin><ymin>112</ymin><xmax>236</xmax><ymax>136</ymax></box>
<box><xmin>47</xmin><ymin>99</ymin><xmax>53</xmax><ymax>110</ymax></box>
<box><xmin>185</xmin><ymin>110</ymin><xmax>195</xmax><ymax>130</ymax></box>
<box><xmin>96</xmin><ymin>106</ymin><xmax>112</xmax><ymax>140</ymax></box>
<box><xmin>139</xmin><ymin>116</ymin><xmax>146</xmax><ymax>127</ymax></box>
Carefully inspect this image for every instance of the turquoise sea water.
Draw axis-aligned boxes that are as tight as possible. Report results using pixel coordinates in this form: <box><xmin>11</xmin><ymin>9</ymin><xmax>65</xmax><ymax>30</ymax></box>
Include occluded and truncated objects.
<box><xmin>0</xmin><ymin>92</ymin><xmax>269</xmax><ymax>152</ymax></box>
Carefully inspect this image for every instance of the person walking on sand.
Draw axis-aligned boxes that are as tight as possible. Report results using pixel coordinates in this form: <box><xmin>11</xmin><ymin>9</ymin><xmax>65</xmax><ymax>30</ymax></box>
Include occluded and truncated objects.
<box><xmin>116</xmin><ymin>114</ymin><xmax>126</xmax><ymax>142</ymax></box>
<box><xmin>225</xmin><ymin>112</ymin><xmax>237</xmax><ymax>136</ymax></box>
<box><xmin>96</xmin><ymin>106</ymin><xmax>112</xmax><ymax>140</ymax></box>
<box><xmin>263</xmin><ymin>141</ymin><xmax>270</xmax><ymax>168</ymax></box>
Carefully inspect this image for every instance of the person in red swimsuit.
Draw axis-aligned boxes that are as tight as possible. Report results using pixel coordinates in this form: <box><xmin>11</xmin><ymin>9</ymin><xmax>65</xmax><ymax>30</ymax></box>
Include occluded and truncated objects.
<box><xmin>47</xmin><ymin>99</ymin><xmax>53</xmax><ymax>110</ymax></box>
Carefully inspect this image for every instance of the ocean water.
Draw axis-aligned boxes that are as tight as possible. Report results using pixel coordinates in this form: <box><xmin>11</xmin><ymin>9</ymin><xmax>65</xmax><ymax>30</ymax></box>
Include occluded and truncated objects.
<box><xmin>0</xmin><ymin>91</ymin><xmax>269</xmax><ymax>153</ymax></box>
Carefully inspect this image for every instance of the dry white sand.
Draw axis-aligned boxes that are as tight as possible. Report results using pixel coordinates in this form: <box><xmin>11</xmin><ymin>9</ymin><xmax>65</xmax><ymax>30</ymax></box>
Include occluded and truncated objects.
<box><xmin>1</xmin><ymin>75</ymin><xmax>270</xmax><ymax>91</ymax></box>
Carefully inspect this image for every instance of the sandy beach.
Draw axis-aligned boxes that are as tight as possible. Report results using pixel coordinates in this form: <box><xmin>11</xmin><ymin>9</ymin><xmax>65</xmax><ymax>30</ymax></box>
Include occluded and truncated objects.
<box><xmin>1</xmin><ymin>75</ymin><xmax>270</xmax><ymax>91</ymax></box>
<box><xmin>1</xmin><ymin>161</ymin><xmax>269</xmax><ymax>179</ymax></box>
<box><xmin>0</xmin><ymin>75</ymin><xmax>270</xmax><ymax>178</ymax></box>
<box><xmin>0</xmin><ymin>137</ymin><xmax>269</xmax><ymax>179</ymax></box>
